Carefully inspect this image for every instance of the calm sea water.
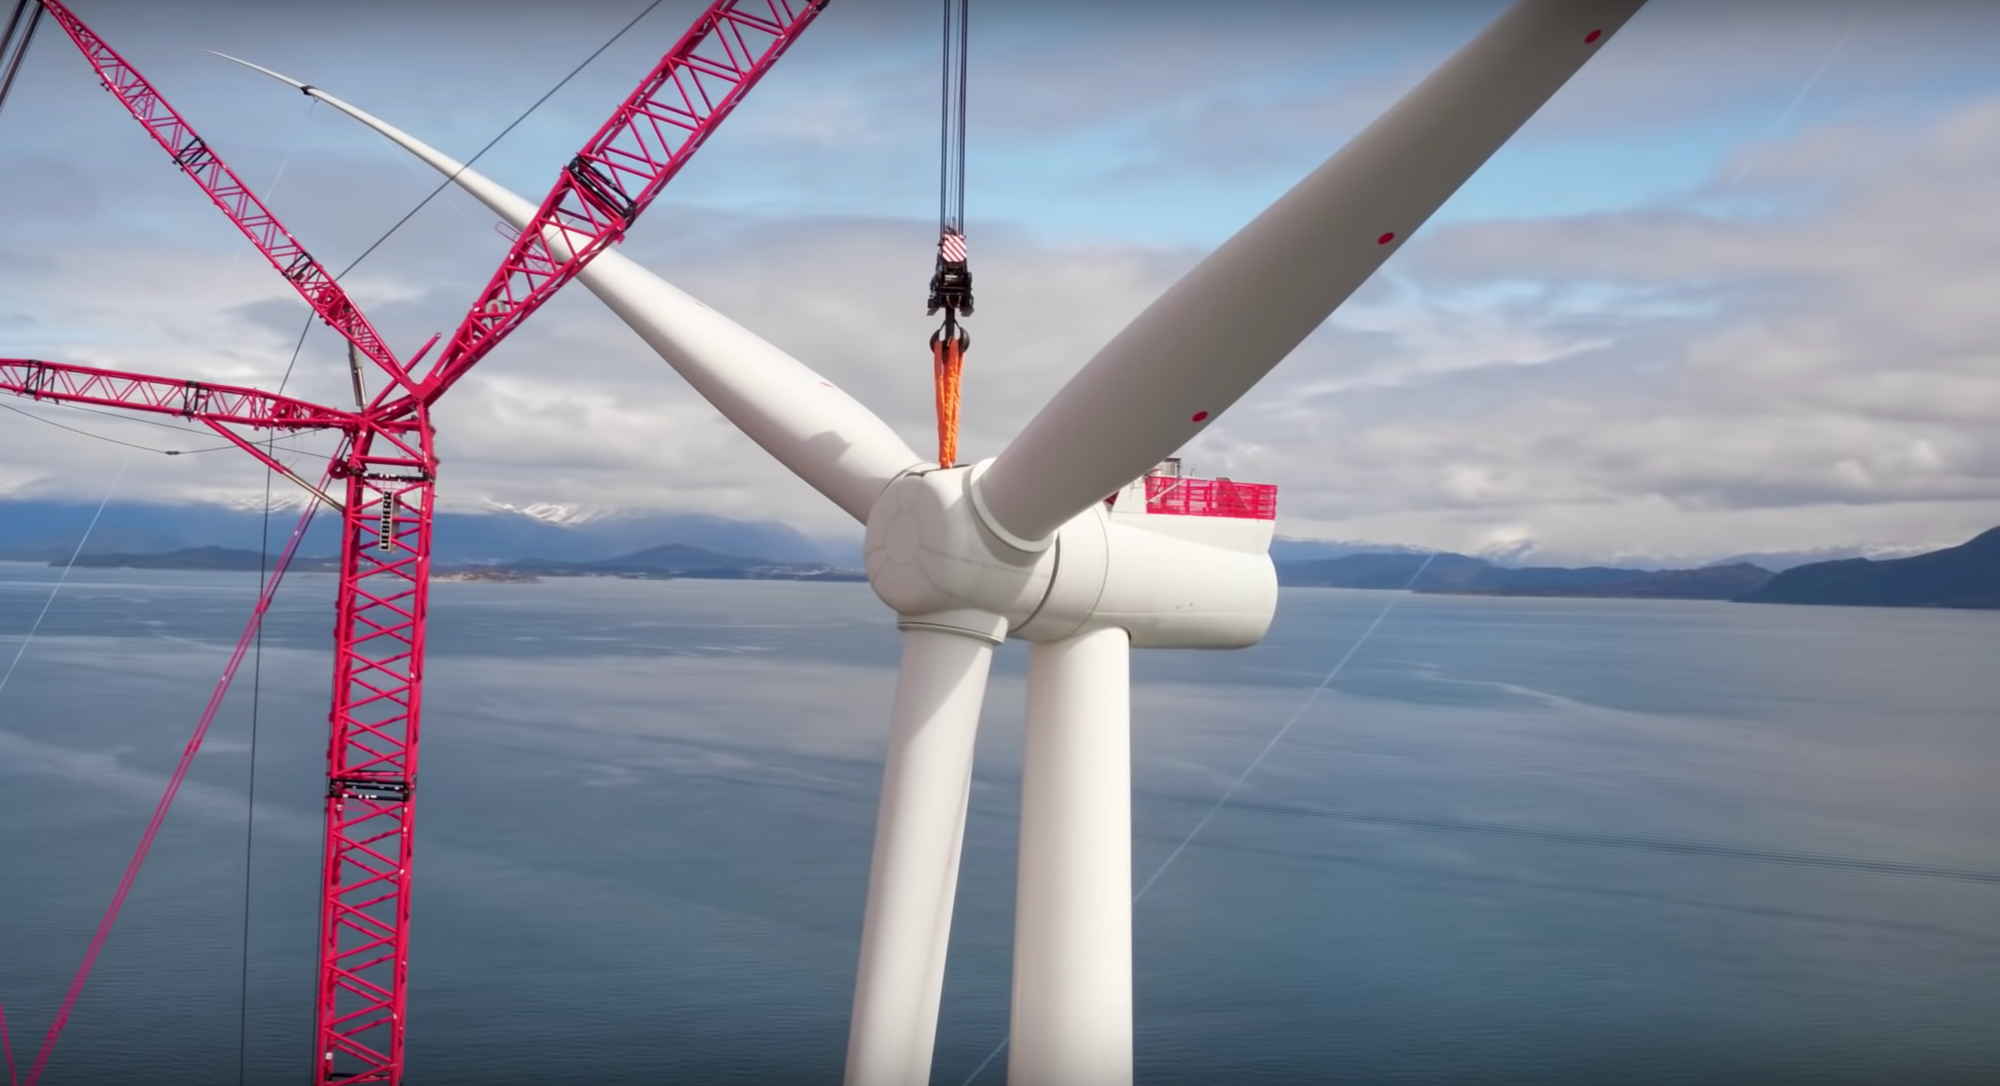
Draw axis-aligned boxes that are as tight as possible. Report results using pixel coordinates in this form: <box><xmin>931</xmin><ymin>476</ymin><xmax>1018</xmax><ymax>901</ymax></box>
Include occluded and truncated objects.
<box><xmin>0</xmin><ymin>563</ymin><xmax>1995</xmax><ymax>1085</ymax></box>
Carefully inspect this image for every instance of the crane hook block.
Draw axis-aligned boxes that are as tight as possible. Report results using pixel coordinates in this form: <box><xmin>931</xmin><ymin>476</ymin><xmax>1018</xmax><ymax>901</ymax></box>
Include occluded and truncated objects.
<box><xmin>926</xmin><ymin>231</ymin><xmax>974</xmax><ymax>317</ymax></box>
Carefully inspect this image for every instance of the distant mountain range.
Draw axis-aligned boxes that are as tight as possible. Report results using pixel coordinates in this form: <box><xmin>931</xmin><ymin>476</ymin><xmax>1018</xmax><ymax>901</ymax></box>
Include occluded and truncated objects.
<box><xmin>1277</xmin><ymin>528</ymin><xmax>1998</xmax><ymax>609</ymax></box>
<box><xmin>1268</xmin><ymin>535</ymin><xmax>1935</xmax><ymax>572</ymax></box>
<box><xmin>1737</xmin><ymin>527</ymin><xmax>2000</xmax><ymax>608</ymax></box>
<box><xmin>1275</xmin><ymin>552</ymin><xmax>1774</xmax><ymax>601</ymax></box>
<box><xmin>54</xmin><ymin>542</ymin><xmax>859</xmax><ymax>582</ymax></box>
<box><xmin>1267</xmin><ymin>537</ymin><xmax>1434</xmax><ymax>563</ymax></box>
<box><xmin>5</xmin><ymin>500</ymin><xmax>1990</xmax><ymax>609</ymax></box>
<box><xmin>0</xmin><ymin>499</ymin><xmax>836</xmax><ymax>565</ymax></box>
<box><xmin>507</xmin><ymin>542</ymin><xmax>862</xmax><ymax>581</ymax></box>
<box><xmin>68</xmin><ymin>546</ymin><xmax>339</xmax><ymax>572</ymax></box>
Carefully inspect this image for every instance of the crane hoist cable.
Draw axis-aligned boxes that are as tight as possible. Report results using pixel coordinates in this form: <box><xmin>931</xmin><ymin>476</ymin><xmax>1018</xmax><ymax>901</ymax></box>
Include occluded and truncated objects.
<box><xmin>0</xmin><ymin>0</ymin><xmax>45</xmax><ymax>118</ymax></box>
<box><xmin>927</xmin><ymin>0</ymin><xmax>970</xmax><ymax>468</ymax></box>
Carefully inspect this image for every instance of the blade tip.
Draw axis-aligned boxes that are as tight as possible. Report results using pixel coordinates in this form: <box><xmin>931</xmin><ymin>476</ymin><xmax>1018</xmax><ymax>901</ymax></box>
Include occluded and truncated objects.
<box><xmin>207</xmin><ymin>50</ymin><xmax>310</xmax><ymax>92</ymax></box>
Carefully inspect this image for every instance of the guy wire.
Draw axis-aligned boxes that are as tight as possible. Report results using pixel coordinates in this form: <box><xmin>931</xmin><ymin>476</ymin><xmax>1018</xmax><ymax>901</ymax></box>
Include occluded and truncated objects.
<box><xmin>237</xmin><ymin>444</ymin><xmax>275</xmax><ymax>1086</ymax></box>
<box><xmin>275</xmin><ymin>0</ymin><xmax>669</xmax><ymax>398</ymax></box>
<box><xmin>0</xmin><ymin>401</ymin><xmax>237</xmax><ymax>457</ymax></box>
<box><xmin>956</xmin><ymin>553</ymin><xmax>1440</xmax><ymax>1086</ymax></box>
<box><xmin>0</xmin><ymin>456</ymin><xmax>128</xmax><ymax>699</ymax></box>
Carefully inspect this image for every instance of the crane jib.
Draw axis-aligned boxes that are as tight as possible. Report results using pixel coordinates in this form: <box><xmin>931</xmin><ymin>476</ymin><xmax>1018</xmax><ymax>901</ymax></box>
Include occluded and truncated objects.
<box><xmin>2</xmin><ymin>3</ymin><xmax>830</xmax><ymax>1083</ymax></box>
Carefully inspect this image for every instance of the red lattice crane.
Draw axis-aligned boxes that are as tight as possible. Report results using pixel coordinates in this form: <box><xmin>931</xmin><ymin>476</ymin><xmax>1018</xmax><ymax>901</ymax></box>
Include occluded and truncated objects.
<box><xmin>0</xmin><ymin>2</ymin><xmax>826</xmax><ymax>1082</ymax></box>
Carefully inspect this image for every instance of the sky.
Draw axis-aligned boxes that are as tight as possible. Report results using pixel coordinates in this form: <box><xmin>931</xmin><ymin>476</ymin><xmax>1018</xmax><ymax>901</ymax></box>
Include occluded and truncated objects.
<box><xmin>3</xmin><ymin>0</ymin><xmax>1999</xmax><ymax>565</ymax></box>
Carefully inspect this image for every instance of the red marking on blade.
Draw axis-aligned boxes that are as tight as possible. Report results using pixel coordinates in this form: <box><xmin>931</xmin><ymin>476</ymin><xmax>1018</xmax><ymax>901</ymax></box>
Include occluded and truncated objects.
<box><xmin>1191</xmin><ymin>411</ymin><xmax>1210</xmax><ymax>423</ymax></box>
<box><xmin>1377</xmin><ymin>232</ymin><xmax>1396</xmax><ymax>245</ymax></box>
<box><xmin>1585</xmin><ymin>29</ymin><xmax>1602</xmax><ymax>43</ymax></box>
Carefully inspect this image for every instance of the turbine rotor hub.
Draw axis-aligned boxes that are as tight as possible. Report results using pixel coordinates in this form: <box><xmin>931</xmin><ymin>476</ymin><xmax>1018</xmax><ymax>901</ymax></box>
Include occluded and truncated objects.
<box><xmin>864</xmin><ymin>460</ymin><xmax>1278</xmax><ymax>649</ymax></box>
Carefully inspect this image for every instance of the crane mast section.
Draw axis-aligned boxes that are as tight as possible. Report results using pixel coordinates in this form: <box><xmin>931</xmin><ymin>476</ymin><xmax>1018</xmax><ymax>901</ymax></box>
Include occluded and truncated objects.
<box><xmin>422</xmin><ymin>0</ymin><xmax>827</xmax><ymax>398</ymax></box>
<box><xmin>314</xmin><ymin>434</ymin><xmax>436</xmax><ymax>1085</ymax></box>
<box><xmin>36</xmin><ymin>0</ymin><xmax>411</xmax><ymax>391</ymax></box>
<box><xmin>0</xmin><ymin>355</ymin><xmax>435</xmax><ymax>1086</ymax></box>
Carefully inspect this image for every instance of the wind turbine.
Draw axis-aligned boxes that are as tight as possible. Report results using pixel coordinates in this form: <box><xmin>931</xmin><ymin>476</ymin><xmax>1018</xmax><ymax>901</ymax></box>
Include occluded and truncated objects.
<box><xmin>225</xmin><ymin>0</ymin><xmax>1646</xmax><ymax>1081</ymax></box>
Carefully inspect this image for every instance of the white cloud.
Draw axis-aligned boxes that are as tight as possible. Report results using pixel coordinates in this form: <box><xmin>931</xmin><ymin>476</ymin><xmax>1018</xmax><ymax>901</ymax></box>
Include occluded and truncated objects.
<box><xmin>1222</xmin><ymin>95</ymin><xmax>2000</xmax><ymax>559</ymax></box>
<box><xmin>5</xmin><ymin>3</ymin><xmax>2000</xmax><ymax>563</ymax></box>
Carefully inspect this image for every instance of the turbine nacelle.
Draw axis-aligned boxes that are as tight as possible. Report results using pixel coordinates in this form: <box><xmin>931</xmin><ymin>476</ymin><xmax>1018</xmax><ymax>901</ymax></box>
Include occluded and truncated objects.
<box><xmin>863</xmin><ymin>461</ymin><xmax>1277</xmax><ymax>648</ymax></box>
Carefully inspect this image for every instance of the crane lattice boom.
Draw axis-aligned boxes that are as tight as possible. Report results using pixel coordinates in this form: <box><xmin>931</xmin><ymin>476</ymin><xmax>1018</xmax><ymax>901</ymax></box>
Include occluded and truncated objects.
<box><xmin>423</xmin><ymin>0</ymin><xmax>827</xmax><ymax>399</ymax></box>
<box><xmin>1</xmin><ymin>2</ymin><xmax>825</xmax><ymax>1082</ymax></box>
<box><xmin>37</xmin><ymin>1</ymin><xmax>412</xmax><ymax>392</ymax></box>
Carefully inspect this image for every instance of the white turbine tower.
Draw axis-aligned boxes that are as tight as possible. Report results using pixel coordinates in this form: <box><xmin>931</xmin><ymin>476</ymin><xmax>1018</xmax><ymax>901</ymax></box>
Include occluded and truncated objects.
<box><xmin>224</xmin><ymin>0</ymin><xmax>1644</xmax><ymax>1081</ymax></box>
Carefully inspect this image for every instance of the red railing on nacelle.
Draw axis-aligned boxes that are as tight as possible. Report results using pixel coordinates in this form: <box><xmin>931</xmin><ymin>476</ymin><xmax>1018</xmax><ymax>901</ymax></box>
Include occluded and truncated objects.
<box><xmin>1145</xmin><ymin>475</ymin><xmax>1278</xmax><ymax>520</ymax></box>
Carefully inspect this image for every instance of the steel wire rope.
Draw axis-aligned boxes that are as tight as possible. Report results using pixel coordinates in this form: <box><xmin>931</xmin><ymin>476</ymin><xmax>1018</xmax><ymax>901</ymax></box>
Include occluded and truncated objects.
<box><xmin>0</xmin><ymin>0</ymin><xmax>42</xmax><ymax>119</ymax></box>
<box><xmin>989</xmin><ymin>43</ymin><xmax>1890</xmax><ymax>1081</ymax></box>
<box><xmin>226</xmin><ymin>104</ymin><xmax>316</xmax><ymax>1086</ymax></box>
<box><xmin>235</xmin><ymin>452</ymin><xmax>279</xmax><ymax>1086</ymax></box>
<box><xmin>952</xmin><ymin>19</ymin><xmax>1881</xmax><ymax>1074</ymax></box>
<box><xmin>956</xmin><ymin>553</ymin><xmax>1439</xmax><ymax>1086</ymax></box>
<box><xmin>0</xmin><ymin>456</ymin><xmax>127</xmax><ymax>698</ymax></box>
<box><xmin>0</xmin><ymin>0</ymin><xmax>25</xmax><ymax>61</ymax></box>
<box><xmin>0</xmin><ymin>400</ymin><xmax>240</xmax><ymax>456</ymax></box>
<box><xmin>0</xmin><ymin>54</ymin><xmax>308</xmax><ymax>1085</ymax></box>
<box><xmin>3</xmin><ymin>3</ymin><xmax>613</xmax><ymax>1072</ymax></box>
<box><xmin>1133</xmin><ymin>553</ymin><xmax>1439</xmax><ymax>903</ymax></box>
<box><xmin>269</xmin><ymin>0</ymin><xmax>668</xmax><ymax>399</ymax></box>
<box><xmin>928</xmin><ymin>0</ymin><xmax>971</xmax><ymax>467</ymax></box>
<box><xmin>18</xmin><ymin>491</ymin><xmax>323</xmax><ymax>1086</ymax></box>
<box><xmin>245</xmin><ymin>6</ymin><xmax>671</xmax><ymax>1073</ymax></box>
<box><xmin>1728</xmin><ymin>0</ymin><xmax>1872</xmax><ymax>188</ymax></box>
<box><xmin>1132</xmin><ymin>787</ymin><xmax>2000</xmax><ymax>886</ymax></box>
<box><xmin>4</xmin><ymin>4</ymin><xmax>712</xmax><ymax>1076</ymax></box>
<box><xmin>0</xmin><ymin>0</ymin><xmax>33</xmax><ymax>90</ymax></box>
<box><xmin>334</xmin><ymin>0</ymin><xmax>669</xmax><ymax>284</ymax></box>
<box><xmin>2</xmin><ymin>395</ymin><xmax>264</xmax><ymax>439</ymax></box>
<box><xmin>938</xmin><ymin>0</ymin><xmax>968</xmax><ymax>237</ymax></box>
<box><xmin>0</xmin><ymin>456</ymin><xmax>126</xmax><ymax>1086</ymax></box>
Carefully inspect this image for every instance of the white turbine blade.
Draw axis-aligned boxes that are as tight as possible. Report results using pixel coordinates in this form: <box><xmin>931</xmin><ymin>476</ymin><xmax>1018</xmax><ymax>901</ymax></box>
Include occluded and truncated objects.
<box><xmin>1011</xmin><ymin>627</ymin><xmax>1133</xmax><ymax>1086</ymax></box>
<box><xmin>209</xmin><ymin>53</ymin><xmax>545</xmax><ymax>222</ymax></box>
<box><xmin>214</xmin><ymin>54</ymin><xmax>923</xmax><ymax>523</ymax></box>
<box><xmin>846</xmin><ymin>626</ymin><xmax>996</xmax><ymax>1086</ymax></box>
<box><xmin>972</xmin><ymin>0</ymin><xmax>1646</xmax><ymax>546</ymax></box>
